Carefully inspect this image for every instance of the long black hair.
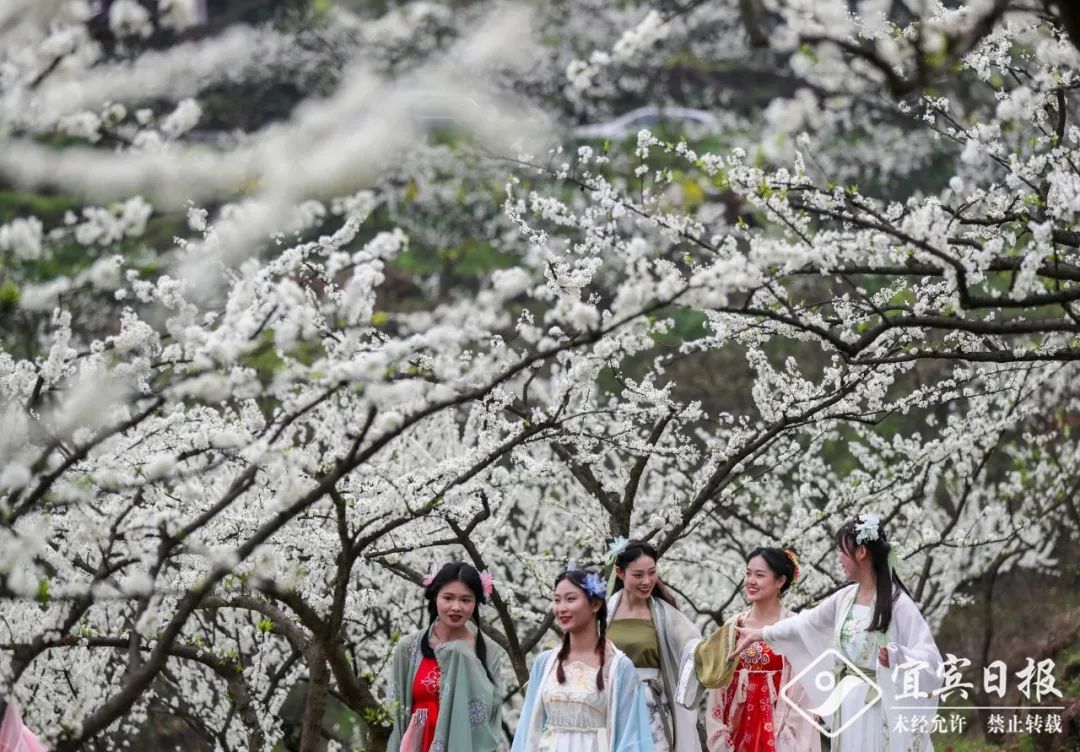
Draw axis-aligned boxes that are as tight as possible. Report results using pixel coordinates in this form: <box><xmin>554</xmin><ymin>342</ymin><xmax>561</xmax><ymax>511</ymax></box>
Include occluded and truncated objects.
<box><xmin>746</xmin><ymin>546</ymin><xmax>797</xmax><ymax>596</ymax></box>
<box><xmin>553</xmin><ymin>568</ymin><xmax>608</xmax><ymax>691</ymax></box>
<box><xmin>835</xmin><ymin>516</ymin><xmax>911</xmax><ymax>633</ymax></box>
<box><xmin>419</xmin><ymin>562</ymin><xmax>493</xmax><ymax>681</ymax></box>
<box><xmin>611</xmin><ymin>539</ymin><xmax>678</xmax><ymax>607</ymax></box>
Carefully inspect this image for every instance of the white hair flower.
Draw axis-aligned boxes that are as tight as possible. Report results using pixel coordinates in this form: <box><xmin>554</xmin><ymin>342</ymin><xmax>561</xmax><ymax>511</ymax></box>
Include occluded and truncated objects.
<box><xmin>854</xmin><ymin>513</ymin><xmax>881</xmax><ymax>544</ymax></box>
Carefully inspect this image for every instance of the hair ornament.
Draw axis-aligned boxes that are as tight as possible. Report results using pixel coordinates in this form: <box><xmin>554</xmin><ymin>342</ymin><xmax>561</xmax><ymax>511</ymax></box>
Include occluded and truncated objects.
<box><xmin>479</xmin><ymin>570</ymin><xmax>495</xmax><ymax>597</ymax></box>
<box><xmin>854</xmin><ymin>513</ymin><xmax>881</xmax><ymax>544</ymax></box>
<box><xmin>783</xmin><ymin>549</ymin><xmax>801</xmax><ymax>585</ymax></box>
<box><xmin>887</xmin><ymin>548</ymin><xmax>900</xmax><ymax>576</ymax></box>
<box><xmin>421</xmin><ymin>561</ymin><xmax>440</xmax><ymax>587</ymax></box>
<box><xmin>604</xmin><ymin>536</ymin><xmax>634</xmax><ymax>591</ymax></box>
<box><xmin>582</xmin><ymin>572</ymin><xmax>607</xmax><ymax>599</ymax></box>
<box><xmin>604</xmin><ymin>536</ymin><xmax>630</xmax><ymax>565</ymax></box>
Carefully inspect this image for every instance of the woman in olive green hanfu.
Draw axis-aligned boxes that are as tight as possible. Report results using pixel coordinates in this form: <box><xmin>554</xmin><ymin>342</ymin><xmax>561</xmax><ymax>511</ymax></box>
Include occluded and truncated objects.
<box><xmin>386</xmin><ymin>562</ymin><xmax>509</xmax><ymax>752</ymax></box>
<box><xmin>605</xmin><ymin>539</ymin><xmax>703</xmax><ymax>752</ymax></box>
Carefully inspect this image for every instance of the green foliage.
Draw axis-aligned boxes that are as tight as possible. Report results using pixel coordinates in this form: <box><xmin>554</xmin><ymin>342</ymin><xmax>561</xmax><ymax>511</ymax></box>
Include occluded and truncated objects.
<box><xmin>394</xmin><ymin>242</ymin><xmax>518</xmax><ymax>276</ymax></box>
<box><xmin>0</xmin><ymin>191</ymin><xmax>79</xmax><ymax>224</ymax></box>
<box><xmin>36</xmin><ymin>578</ymin><xmax>50</xmax><ymax>607</ymax></box>
<box><xmin>648</xmin><ymin>307</ymin><xmax>708</xmax><ymax>346</ymax></box>
<box><xmin>245</xmin><ymin>334</ymin><xmax>327</xmax><ymax>382</ymax></box>
<box><xmin>0</xmin><ymin>279</ymin><xmax>20</xmax><ymax>306</ymax></box>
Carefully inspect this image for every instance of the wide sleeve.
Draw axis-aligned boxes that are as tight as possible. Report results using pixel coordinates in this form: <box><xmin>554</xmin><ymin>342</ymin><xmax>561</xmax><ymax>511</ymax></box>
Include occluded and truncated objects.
<box><xmin>771</xmin><ymin>658</ymin><xmax>822</xmax><ymax>752</ymax></box>
<box><xmin>0</xmin><ymin>703</ymin><xmax>47</xmax><ymax>752</ymax></box>
<box><xmin>704</xmin><ymin>686</ymin><xmax>734</xmax><ymax>752</ymax></box>
<box><xmin>487</xmin><ymin>642</ymin><xmax>510</xmax><ymax>749</ymax></box>
<box><xmin>690</xmin><ymin>617</ymin><xmax>739</xmax><ymax>692</ymax></box>
<box><xmin>510</xmin><ymin>650</ymin><xmax>552</xmax><ymax>752</ymax></box>
<box><xmin>654</xmin><ymin>601</ymin><xmax>704</xmax><ymax>752</ymax></box>
<box><xmin>611</xmin><ymin>655</ymin><xmax>656</xmax><ymax>752</ymax></box>
<box><xmin>760</xmin><ymin>587</ymin><xmax>850</xmax><ymax>711</ymax></box>
<box><xmin>876</xmin><ymin>593</ymin><xmax>943</xmax><ymax>752</ymax></box>
<box><xmin>882</xmin><ymin>592</ymin><xmax>943</xmax><ymax>696</ymax></box>
<box><xmin>385</xmin><ymin>636</ymin><xmax>415</xmax><ymax>752</ymax></box>
<box><xmin>761</xmin><ymin>587</ymin><xmax>846</xmax><ymax>649</ymax></box>
<box><xmin>432</xmin><ymin>640</ymin><xmax>504</xmax><ymax>752</ymax></box>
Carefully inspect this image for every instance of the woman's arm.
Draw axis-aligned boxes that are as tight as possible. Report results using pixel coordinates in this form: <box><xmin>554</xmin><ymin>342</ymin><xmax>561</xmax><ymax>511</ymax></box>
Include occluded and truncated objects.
<box><xmin>728</xmin><ymin>587</ymin><xmax>849</xmax><ymax>660</ymax></box>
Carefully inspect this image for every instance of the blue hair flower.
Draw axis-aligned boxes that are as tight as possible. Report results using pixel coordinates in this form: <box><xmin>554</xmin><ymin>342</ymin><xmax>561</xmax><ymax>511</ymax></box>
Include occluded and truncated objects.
<box><xmin>604</xmin><ymin>536</ymin><xmax>630</xmax><ymax>564</ymax></box>
<box><xmin>582</xmin><ymin>572</ymin><xmax>606</xmax><ymax>599</ymax></box>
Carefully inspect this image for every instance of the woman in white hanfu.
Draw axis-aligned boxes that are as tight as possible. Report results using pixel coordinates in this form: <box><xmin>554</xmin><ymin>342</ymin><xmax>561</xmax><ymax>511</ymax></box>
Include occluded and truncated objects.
<box><xmin>727</xmin><ymin>515</ymin><xmax>943</xmax><ymax>752</ymax></box>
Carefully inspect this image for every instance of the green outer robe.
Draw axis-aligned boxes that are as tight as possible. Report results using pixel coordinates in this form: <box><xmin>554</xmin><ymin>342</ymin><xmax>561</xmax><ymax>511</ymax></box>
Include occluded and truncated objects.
<box><xmin>386</xmin><ymin>625</ymin><xmax>508</xmax><ymax>752</ymax></box>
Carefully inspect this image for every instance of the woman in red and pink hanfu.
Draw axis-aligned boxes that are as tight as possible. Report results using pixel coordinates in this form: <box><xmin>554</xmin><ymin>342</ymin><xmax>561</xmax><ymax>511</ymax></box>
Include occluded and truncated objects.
<box><xmin>686</xmin><ymin>548</ymin><xmax>820</xmax><ymax>752</ymax></box>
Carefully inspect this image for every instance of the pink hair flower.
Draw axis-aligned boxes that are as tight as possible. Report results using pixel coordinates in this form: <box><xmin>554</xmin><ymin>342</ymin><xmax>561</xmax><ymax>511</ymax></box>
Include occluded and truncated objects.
<box><xmin>421</xmin><ymin>562</ymin><xmax>439</xmax><ymax>587</ymax></box>
<box><xmin>480</xmin><ymin>570</ymin><xmax>495</xmax><ymax>597</ymax></box>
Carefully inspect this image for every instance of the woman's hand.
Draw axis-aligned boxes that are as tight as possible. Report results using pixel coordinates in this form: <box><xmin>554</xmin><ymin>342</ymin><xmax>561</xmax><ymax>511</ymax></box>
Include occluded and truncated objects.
<box><xmin>727</xmin><ymin>626</ymin><xmax>764</xmax><ymax>662</ymax></box>
<box><xmin>878</xmin><ymin>647</ymin><xmax>890</xmax><ymax>668</ymax></box>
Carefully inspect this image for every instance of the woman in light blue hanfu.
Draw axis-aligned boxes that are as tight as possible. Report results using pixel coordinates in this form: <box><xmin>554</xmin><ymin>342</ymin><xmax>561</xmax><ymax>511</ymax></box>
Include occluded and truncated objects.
<box><xmin>512</xmin><ymin>567</ymin><xmax>654</xmax><ymax>752</ymax></box>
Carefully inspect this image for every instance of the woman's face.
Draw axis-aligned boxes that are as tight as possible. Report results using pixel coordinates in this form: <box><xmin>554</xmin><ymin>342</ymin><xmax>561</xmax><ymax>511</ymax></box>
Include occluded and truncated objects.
<box><xmin>617</xmin><ymin>554</ymin><xmax>658</xmax><ymax>600</ymax></box>
<box><xmin>837</xmin><ymin>542</ymin><xmax>868</xmax><ymax>582</ymax></box>
<box><xmin>436</xmin><ymin>580</ymin><xmax>477</xmax><ymax>628</ymax></box>
<box><xmin>553</xmin><ymin>578</ymin><xmax>601</xmax><ymax>634</ymax></box>
<box><xmin>744</xmin><ymin>555</ymin><xmax>784</xmax><ymax>602</ymax></box>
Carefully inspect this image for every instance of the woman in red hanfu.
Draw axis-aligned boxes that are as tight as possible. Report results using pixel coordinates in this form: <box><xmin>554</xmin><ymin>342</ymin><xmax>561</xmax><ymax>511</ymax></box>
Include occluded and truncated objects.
<box><xmin>693</xmin><ymin>548</ymin><xmax>820</xmax><ymax>752</ymax></box>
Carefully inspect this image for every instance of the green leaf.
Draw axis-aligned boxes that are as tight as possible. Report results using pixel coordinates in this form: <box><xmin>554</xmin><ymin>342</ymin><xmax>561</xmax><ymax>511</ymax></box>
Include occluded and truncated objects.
<box><xmin>0</xmin><ymin>279</ymin><xmax>20</xmax><ymax>306</ymax></box>
<box><xmin>37</xmin><ymin>578</ymin><xmax>51</xmax><ymax>606</ymax></box>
